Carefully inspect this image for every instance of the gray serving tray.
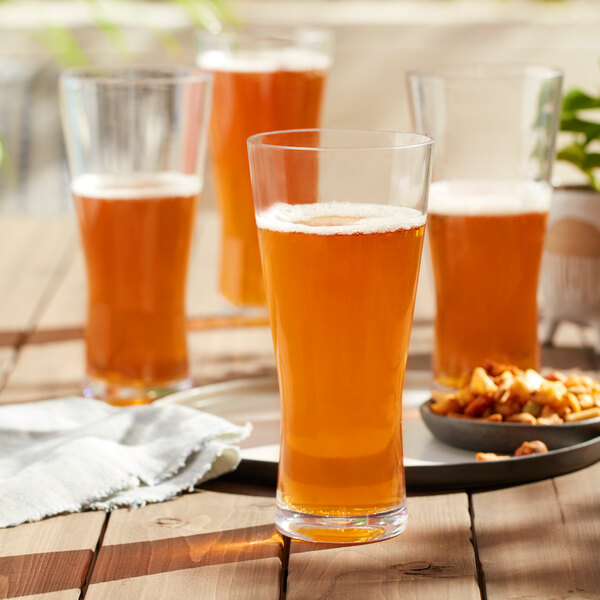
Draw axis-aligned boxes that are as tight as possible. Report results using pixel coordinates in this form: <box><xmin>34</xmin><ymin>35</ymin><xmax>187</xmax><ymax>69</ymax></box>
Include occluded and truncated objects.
<box><xmin>162</xmin><ymin>375</ymin><xmax>600</xmax><ymax>492</ymax></box>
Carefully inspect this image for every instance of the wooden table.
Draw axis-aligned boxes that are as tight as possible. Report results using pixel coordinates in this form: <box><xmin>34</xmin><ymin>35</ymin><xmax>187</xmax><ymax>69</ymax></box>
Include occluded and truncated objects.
<box><xmin>0</xmin><ymin>215</ymin><xmax>599</xmax><ymax>600</ymax></box>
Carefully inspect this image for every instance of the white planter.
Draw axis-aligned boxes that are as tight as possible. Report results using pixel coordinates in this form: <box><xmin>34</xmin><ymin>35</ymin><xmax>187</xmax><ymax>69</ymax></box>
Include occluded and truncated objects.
<box><xmin>541</xmin><ymin>187</ymin><xmax>600</xmax><ymax>350</ymax></box>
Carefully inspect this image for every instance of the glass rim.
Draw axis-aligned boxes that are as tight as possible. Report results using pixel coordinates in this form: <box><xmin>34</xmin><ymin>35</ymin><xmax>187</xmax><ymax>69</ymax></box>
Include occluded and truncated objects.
<box><xmin>247</xmin><ymin>128</ymin><xmax>435</xmax><ymax>152</ymax></box>
<box><xmin>406</xmin><ymin>63</ymin><xmax>563</xmax><ymax>82</ymax></box>
<box><xmin>60</xmin><ymin>65</ymin><xmax>213</xmax><ymax>86</ymax></box>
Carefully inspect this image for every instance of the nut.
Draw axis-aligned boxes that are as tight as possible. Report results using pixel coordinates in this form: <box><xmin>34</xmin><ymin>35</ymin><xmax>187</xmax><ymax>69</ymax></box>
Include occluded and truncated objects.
<box><xmin>515</xmin><ymin>440</ymin><xmax>549</xmax><ymax>456</ymax></box>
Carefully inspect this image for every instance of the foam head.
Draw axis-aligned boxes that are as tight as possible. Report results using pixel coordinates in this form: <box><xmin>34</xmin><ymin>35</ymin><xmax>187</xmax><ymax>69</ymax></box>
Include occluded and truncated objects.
<box><xmin>429</xmin><ymin>180</ymin><xmax>551</xmax><ymax>216</ymax></box>
<box><xmin>71</xmin><ymin>172</ymin><xmax>202</xmax><ymax>200</ymax></box>
<box><xmin>256</xmin><ymin>202</ymin><xmax>426</xmax><ymax>235</ymax></box>
<box><xmin>197</xmin><ymin>47</ymin><xmax>331</xmax><ymax>73</ymax></box>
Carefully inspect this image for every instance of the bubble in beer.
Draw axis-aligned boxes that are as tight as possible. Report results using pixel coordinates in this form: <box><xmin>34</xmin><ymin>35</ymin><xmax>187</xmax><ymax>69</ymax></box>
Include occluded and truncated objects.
<box><xmin>256</xmin><ymin>202</ymin><xmax>426</xmax><ymax>235</ymax></box>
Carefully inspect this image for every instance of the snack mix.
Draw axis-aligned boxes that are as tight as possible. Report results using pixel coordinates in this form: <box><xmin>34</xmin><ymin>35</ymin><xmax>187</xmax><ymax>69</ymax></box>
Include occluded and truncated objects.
<box><xmin>431</xmin><ymin>363</ymin><xmax>600</xmax><ymax>424</ymax></box>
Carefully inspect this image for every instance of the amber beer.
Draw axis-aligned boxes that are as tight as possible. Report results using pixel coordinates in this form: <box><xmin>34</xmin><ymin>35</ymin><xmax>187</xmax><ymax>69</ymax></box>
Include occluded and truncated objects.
<box><xmin>257</xmin><ymin>202</ymin><xmax>425</xmax><ymax>533</ymax></box>
<box><xmin>428</xmin><ymin>181</ymin><xmax>550</xmax><ymax>381</ymax></box>
<box><xmin>72</xmin><ymin>173</ymin><xmax>200</xmax><ymax>403</ymax></box>
<box><xmin>199</xmin><ymin>47</ymin><xmax>330</xmax><ymax>307</ymax></box>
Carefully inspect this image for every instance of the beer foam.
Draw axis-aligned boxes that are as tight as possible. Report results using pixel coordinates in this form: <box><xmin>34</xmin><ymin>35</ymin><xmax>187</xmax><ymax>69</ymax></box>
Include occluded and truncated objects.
<box><xmin>198</xmin><ymin>47</ymin><xmax>331</xmax><ymax>73</ymax></box>
<box><xmin>71</xmin><ymin>172</ymin><xmax>201</xmax><ymax>200</ymax></box>
<box><xmin>256</xmin><ymin>202</ymin><xmax>426</xmax><ymax>235</ymax></box>
<box><xmin>429</xmin><ymin>180</ymin><xmax>551</xmax><ymax>216</ymax></box>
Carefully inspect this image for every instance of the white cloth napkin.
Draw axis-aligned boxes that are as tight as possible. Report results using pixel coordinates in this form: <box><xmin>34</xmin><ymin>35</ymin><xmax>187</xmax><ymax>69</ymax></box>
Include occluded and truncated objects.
<box><xmin>0</xmin><ymin>397</ymin><xmax>251</xmax><ymax>528</ymax></box>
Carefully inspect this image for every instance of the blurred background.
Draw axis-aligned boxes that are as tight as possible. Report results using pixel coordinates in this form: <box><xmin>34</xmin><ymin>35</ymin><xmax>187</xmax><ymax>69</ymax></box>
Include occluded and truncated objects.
<box><xmin>0</xmin><ymin>0</ymin><xmax>598</xmax><ymax>322</ymax></box>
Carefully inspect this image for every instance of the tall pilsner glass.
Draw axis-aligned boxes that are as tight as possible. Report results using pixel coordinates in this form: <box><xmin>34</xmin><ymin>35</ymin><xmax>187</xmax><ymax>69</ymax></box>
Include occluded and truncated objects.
<box><xmin>408</xmin><ymin>66</ymin><xmax>563</xmax><ymax>383</ymax></box>
<box><xmin>198</xmin><ymin>28</ymin><xmax>332</xmax><ymax>309</ymax></box>
<box><xmin>60</xmin><ymin>68</ymin><xmax>213</xmax><ymax>404</ymax></box>
<box><xmin>248</xmin><ymin>129</ymin><xmax>434</xmax><ymax>543</ymax></box>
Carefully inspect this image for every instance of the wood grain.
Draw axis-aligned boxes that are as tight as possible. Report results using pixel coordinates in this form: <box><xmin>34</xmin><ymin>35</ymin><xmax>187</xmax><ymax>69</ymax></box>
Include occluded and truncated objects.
<box><xmin>187</xmin><ymin>210</ymin><xmax>225</xmax><ymax>315</ymax></box>
<box><xmin>8</xmin><ymin>593</ymin><xmax>81</xmax><ymax>600</ymax></box>
<box><xmin>550</xmin><ymin>462</ymin><xmax>600</xmax><ymax>597</ymax></box>
<box><xmin>0</xmin><ymin>512</ymin><xmax>105</xmax><ymax>558</ymax></box>
<box><xmin>189</xmin><ymin>327</ymin><xmax>275</xmax><ymax>387</ymax></box>
<box><xmin>472</xmin><ymin>465</ymin><xmax>600</xmax><ymax>600</ymax></box>
<box><xmin>0</xmin><ymin>218</ymin><xmax>76</xmax><ymax>396</ymax></box>
<box><xmin>0</xmin><ymin>512</ymin><xmax>105</xmax><ymax>599</ymax></box>
<box><xmin>287</xmin><ymin>494</ymin><xmax>479</xmax><ymax>600</ymax></box>
<box><xmin>34</xmin><ymin>251</ymin><xmax>85</xmax><ymax>331</ymax></box>
<box><xmin>85</xmin><ymin>559</ymin><xmax>282</xmax><ymax>600</ymax></box>
<box><xmin>85</xmin><ymin>491</ymin><xmax>282</xmax><ymax>599</ymax></box>
<box><xmin>541</xmin><ymin>345</ymin><xmax>598</xmax><ymax>371</ymax></box>
<box><xmin>0</xmin><ymin>340</ymin><xmax>84</xmax><ymax>404</ymax></box>
<box><xmin>0</xmin><ymin>218</ymin><xmax>76</xmax><ymax>332</ymax></box>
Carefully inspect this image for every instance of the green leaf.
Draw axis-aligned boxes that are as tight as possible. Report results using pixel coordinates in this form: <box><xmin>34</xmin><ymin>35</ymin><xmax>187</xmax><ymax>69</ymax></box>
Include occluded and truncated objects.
<box><xmin>84</xmin><ymin>0</ymin><xmax>131</xmax><ymax>58</ymax></box>
<box><xmin>170</xmin><ymin>0</ymin><xmax>222</xmax><ymax>32</ymax></box>
<box><xmin>147</xmin><ymin>27</ymin><xmax>184</xmax><ymax>58</ymax></box>
<box><xmin>33</xmin><ymin>24</ymin><xmax>90</xmax><ymax>67</ymax></box>
<box><xmin>556</xmin><ymin>143</ymin><xmax>585</xmax><ymax>168</ymax></box>
<box><xmin>0</xmin><ymin>134</ymin><xmax>12</xmax><ymax>172</ymax></box>
<box><xmin>560</xmin><ymin>116</ymin><xmax>600</xmax><ymax>144</ymax></box>
<box><xmin>562</xmin><ymin>88</ymin><xmax>600</xmax><ymax>113</ymax></box>
<box><xmin>205</xmin><ymin>0</ymin><xmax>243</xmax><ymax>27</ymax></box>
<box><xmin>582</xmin><ymin>153</ymin><xmax>600</xmax><ymax>170</ymax></box>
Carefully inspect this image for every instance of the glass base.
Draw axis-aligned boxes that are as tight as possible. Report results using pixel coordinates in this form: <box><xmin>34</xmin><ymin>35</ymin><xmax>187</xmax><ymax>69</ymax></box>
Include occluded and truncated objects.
<box><xmin>276</xmin><ymin>500</ymin><xmax>408</xmax><ymax>544</ymax></box>
<box><xmin>83</xmin><ymin>376</ymin><xmax>193</xmax><ymax>406</ymax></box>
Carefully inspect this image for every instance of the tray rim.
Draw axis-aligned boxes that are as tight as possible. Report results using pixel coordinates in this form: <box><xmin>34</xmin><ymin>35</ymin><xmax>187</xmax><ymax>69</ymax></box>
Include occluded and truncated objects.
<box><xmin>166</xmin><ymin>376</ymin><xmax>600</xmax><ymax>492</ymax></box>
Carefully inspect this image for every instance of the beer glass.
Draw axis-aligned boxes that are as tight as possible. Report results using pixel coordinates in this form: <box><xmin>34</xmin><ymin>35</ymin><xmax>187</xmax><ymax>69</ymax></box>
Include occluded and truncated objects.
<box><xmin>248</xmin><ymin>129</ymin><xmax>434</xmax><ymax>543</ymax></box>
<box><xmin>60</xmin><ymin>67</ymin><xmax>213</xmax><ymax>404</ymax></box>
<box><xmin>198</xmin><ymin>28</ymin><xmax>332</xmax><ymax>309</ymax></box>
<box><xmin>407</xmin><ymin>65</ymin><xmax>563</xmax><ymax>383</ymax></box>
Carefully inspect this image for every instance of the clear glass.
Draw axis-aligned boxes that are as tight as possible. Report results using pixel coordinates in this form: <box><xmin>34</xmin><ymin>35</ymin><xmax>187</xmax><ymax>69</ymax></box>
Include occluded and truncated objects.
<box><xmin>197</xmin><ymin>27</ymin><xmax>333</xmax><ymax>310</ymax></box>
<box><xmin>60</xmin><ymin>67</ymin><xmax>213</xmax><ymax>405</ymax></box>
<box><xmin>248</xmin><ymin>129</ymin><xmax>434</xmax><ymax>543</ymax></box>
<box><xmin>407</xmin><ymin>65</ymin><xmax>563</xmax><ymax>384</ymax></box>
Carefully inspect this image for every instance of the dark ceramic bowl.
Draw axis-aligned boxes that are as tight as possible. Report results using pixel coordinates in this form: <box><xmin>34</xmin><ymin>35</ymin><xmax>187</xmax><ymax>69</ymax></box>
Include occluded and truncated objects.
<box><xmin>420</xmin><ymin>399</ymin><xmax>600</xmax><ymax>453</ymax></box>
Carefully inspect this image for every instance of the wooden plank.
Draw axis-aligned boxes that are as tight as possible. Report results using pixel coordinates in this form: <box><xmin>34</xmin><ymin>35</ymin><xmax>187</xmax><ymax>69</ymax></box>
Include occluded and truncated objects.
<box><xmin>189</xmin><ymin>327</ymin><xmax>275</xmax><ymax>387</ymax></box>
<box><xmin>0</xmin><ymin>348</ymin><xmax>16</xmax><ymax>395</ymax></box>
<box><xmin>541</xmin><ymin>344</ymin><xmax>597</xmax><ymax>371</ymax></box>
<box><xmin>552</xmin><ymin>462</ymin><xmax>600</xmax><ymax>596</ymax></box>
<box><xmin>0</xmin><ymin>512</ymin><xmax>105</xmax><ymax>599</ymax></box>
<box><xmin>0</xmin><ymin>217</ymin><xmax>76</xmax><ymax>332</ymax></box>
<box><xmin>188</xmin><ymin>209</ymin><xmax>223</xmax><ymax>315</ymax></box>
<box><xmin>85</xmin><ymin>561</ymin><xmax>281</xmax><ymax>600</ymax></box>
<box><xmin>0</xmin><ymin>326</ymin><xmax>276</xmax><ymax>404</ymax></box>
<box><xmin>287</xmin><ymin>494</ymin><xmax>479</xmax><ymax>600</ymax></box>
<box><xmin>0</xmin><ymin>512</ymin><xmax>105</xmax><ymax>558</ymax></box>
<box><xmin>85</xmin><ymin>490</ymin><xmax>282</xmax><ymax>599</ymax></box>
<box><xmin>35</xmin><ymin>250</ymin><xmax>85</xmax><ymax>331</ymax></box>
<box><xmin>9</xmin><ymin>593</ymin><xmax>80</xmax><ymax>600</ymax></box>
<box><xmin>472</xmin><ymin>464</ymin><xmax>600</xmax><ymax>599</ymax></box>
<box><xmin>0</xmin><ymin>217</ymin><xmax>76</xmax><ymax>396</ymax></box>
<box><xmin>0</xmin><ymin>340</ymin><xmax>84</xmax><ymax>404</ymax></box>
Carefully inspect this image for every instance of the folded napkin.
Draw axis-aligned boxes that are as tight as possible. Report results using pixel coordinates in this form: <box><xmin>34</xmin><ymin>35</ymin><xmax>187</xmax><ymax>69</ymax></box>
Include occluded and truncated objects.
<box><xmin>0</xmin><ymin>397</ymin><xmax>251</xmax><ymax>528</ymax></box>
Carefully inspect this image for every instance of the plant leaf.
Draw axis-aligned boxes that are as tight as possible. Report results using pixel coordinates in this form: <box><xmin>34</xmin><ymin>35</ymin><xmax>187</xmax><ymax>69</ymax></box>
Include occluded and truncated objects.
<box><xmin>560</xmin><ymin>116</ymin><xmax>600</xmax><ymax>144</ymax></box>
<box><xmin>562</xmin><ymin>88</ymin><xmax>600</xmax><ymax>113</ymax></box>
<box><xmin>170</xmin><ymin>0</ymin><xmax>222</xmax><ymax>32</ymax></box>
<box><xmin>556</xmin><ymin>143</ymin><xmax>585</xmax><ymax>168</ymax></box>
<box><xmin>32</xmin><ymin>24</ymin><xmax>90</xmax><ymax>67</ymax></box>
<box><xmin>83</xmin><ymin>0</ymin><xmax>131</xmax><ymax>58</ymax></box>
<box><xmin>205</xmin><ymin>0</ymin><xmax>243</xmax><ymax>27</ymax></box>
<box><xmin>0</xmin><ymin>134</ymin><xmax>13</xmax><ymax>173</ymax></box>
<box><xmin>582</xmin><ymin>153</ymin><xmax>600</xmax><ymax>170</ymax></box>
